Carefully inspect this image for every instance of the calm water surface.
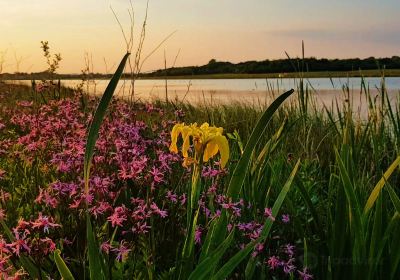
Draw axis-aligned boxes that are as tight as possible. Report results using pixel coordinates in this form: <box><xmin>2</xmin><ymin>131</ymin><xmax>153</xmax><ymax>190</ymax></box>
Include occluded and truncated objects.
<box><xmin>12</xmin><ymin>77</ymin><xmax>400</xmax><ymax>117</ymax></box>
<box><xmin>59</xmin><ymin>77</ymin><xmax>400</xmax><ymax>95</ymax></box>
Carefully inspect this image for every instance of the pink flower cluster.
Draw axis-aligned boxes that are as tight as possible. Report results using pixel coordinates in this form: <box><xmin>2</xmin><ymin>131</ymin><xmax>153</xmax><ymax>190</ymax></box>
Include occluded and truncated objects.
<box><xmin>0</xmin><ymin>213</ymin><xmax>59</xmax><ymax>279</ymax></box>
<box><xmin>0</xmin><ymin>96</ymin><xmax>183</xmax><ymax>262</ymax></box>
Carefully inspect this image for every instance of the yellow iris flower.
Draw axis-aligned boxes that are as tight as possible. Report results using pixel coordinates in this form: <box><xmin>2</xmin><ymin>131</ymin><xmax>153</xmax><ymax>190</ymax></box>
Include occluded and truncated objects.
<box><xmin>169</xmin><ymin>122</ymin><xmax>229</xmax><ymax>168</ymax></box>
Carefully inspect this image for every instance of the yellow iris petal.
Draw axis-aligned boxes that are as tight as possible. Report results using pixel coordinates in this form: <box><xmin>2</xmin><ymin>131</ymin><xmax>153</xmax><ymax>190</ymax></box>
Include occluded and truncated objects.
<box><xmin>181</xmin><ymin>126</ymin><xmax>192</xmax><ymax>157</ymax></box>
<box><xmin>203</xmin><ymin>141</ymin><xmax>219</xmax><ymax>163</ymax></box>
<box><xmin>169</xmin><ymin>123</ymin><xmax>184</xmax><ymax>153</ymax></box>
<box><xmin>203</xmin><ymin>135</ymin><xmax>230</xmax><ymax>168</ymax></box>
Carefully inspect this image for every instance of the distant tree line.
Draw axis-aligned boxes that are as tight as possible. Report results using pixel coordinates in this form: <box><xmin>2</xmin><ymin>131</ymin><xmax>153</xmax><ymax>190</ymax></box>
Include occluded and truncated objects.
<box><xmin>0</xmin><ymin>71</ymin><xmax>110</xmax><ymax>80</ymax></box>
<box><xmin>1</xmin><ymin>56</ymin><xmax>399</xmax><ymax>80</ymax></box>
<box><xmin>144</xmin><ymin>56</ymin><xmax>400</xmax><ymax>77</ymax></box>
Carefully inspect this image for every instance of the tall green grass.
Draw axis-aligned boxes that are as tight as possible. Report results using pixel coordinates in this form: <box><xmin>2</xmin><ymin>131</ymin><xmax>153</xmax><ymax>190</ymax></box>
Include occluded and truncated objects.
<box><xmin>152</xmin><ymin>70</ymin><xmax>400</xmax><ymax>278</ymax></box>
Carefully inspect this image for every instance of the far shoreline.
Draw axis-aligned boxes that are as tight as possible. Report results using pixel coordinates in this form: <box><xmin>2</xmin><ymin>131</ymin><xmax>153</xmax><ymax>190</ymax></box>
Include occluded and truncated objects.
<box><xmin>1</xmin><ymin>69</ymin><xmax>400</xmax><ymax>81</ymax></box>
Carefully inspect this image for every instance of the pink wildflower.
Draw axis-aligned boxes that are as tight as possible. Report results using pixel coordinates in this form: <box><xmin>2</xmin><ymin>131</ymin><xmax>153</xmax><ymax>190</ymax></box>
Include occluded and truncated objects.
<box><xmin>107</xmin><ymin>206</ymin><xmax>127</xmax><ymax>227</ymax></box>
<box><xmin>31</xmin><ymin>213</ymin><xmax>61</xmax><ymax>233</ymax></box>
<box><xmin>149</xmin><ymin>166</ymin><xmax>164</xmax><ymax>184</ymax></box>
<box><xmin>283</xmin><ymin>258</ymin><xmax>296</xmax><ymax>274</ymax></box>
<box><xmin>113</xmin><ymin>241</ymin><xmax>131</xmax><ymax>262</ymax></box>
<box><xmin>131</xmin><ymin>221</ymin><xmax>151</xmax><ymax>234</ymax></box>
<box><xmin>284</xmin><ymin>243</ymin><xmax>295</xmax><ymax>257</ymax></box>
<box><xmin>266</xmin><ymin>255</ymin><xmax>280</xmax><ymax>270</ymax></box>
<box><xmin>264</xmin><ymin>207</ymin><xmax>275</xmax><ymax>221</ymax></box>
<box><xmin>11</xmin><ymin>230</ymin><xmax>30</xmax><ymax>256</ymax></box>
<box><xmin>101</xmin><ymin>241</ymin><xmax>112</xmax><ymax>254</ymax></box>
<box><xmin>150</xmin><ymin>202</ymin><xmax>168</xmax><ymax>218</ymax></box>
<box><xmin>40</xmin><ymin>237</ymin><xmax>56</xmax><ymax>255</ymax></box>
<box><xmin>0</xmin><ymin>238</ymin><xmax>10</xmax><ymax>254</ymax></box>
<box><xmin>282</xmin><ymin>214</ymin><xmax>290</xmax><ymax>223</ymax></box>
<box><xmin>298</xmin><ymin>267</ymin><xmax>313</xmax><ymax>280</ymax></box>
<box><xmin>166</xmin><ymin>191</ymin><xmax>178</xmax><ymax>203</ymax></box>
<box><xmin>252</xmin><ymin>243</ymin><xmax>264</xmax><ymax>258</ymax></box>
<box><xmin>15</xmin><ymin>218</ymin><xmax>30</xmax><ymax>231</ymax></box>
<box><xmin>180</xmin><ymin>194</ymin><xmax>187</xmax><ymax>205</ymax></box>
<box><xmin>194</xmin><ymin>226</ymin><xmax>202</xmax><ymax>244</ymax></box>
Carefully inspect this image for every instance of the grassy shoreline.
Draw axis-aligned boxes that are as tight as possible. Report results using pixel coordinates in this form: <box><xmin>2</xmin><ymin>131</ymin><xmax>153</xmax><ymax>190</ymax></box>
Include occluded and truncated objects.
<box><xmin>140</xmin><ymin>69</ymin><xmax>400</xmax><ymax>79</ymax></box>
<box><xmin>2</xmin><ymin>68</ymin><xmax>400</xmax><ymax>81</ymax></box>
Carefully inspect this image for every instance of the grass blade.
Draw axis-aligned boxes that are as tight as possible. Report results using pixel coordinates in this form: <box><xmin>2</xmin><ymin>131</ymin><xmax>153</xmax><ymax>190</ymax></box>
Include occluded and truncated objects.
<box><xmin>364</xmin><ymin>156</ymin><xmax>400</xmax><ymax>215</ymax></box>
<box><xmin>227</xmin><ymin>89</ymin><xmax>294</xmax><ymax>199</ymax></box>
<box><xmin>83</xmin><ymin>52</ymin><xmax>130</xmax><ymax>193</ymax></box>
<box><xmin>390</xmin><ymin>213</ymin><xmax>400</xmax><ymax>280</ymax></box>
<box><xmin>188</xmin><ymin>229</ymin><xmax>235</xmax><ymax>280</ymax></box>
<box><xmin>386</xmin><ymin>183</ymin><xmax>400</xmax><ymax>213</ymax></box>
<box><xmin>368</xmin><ymin>193</ymin><xmax>382</xmax><ymax>279</ymax></box>
<box><xmin>335</xmin><ymin>149</ymin><xmax>365</xmax><ymax>268</ymax></box>
<box><xmin>87</xmin><ymin>213</ymin><xmax>105</xmax><ymax>280</ymax></box>
<box><xmin>54</xmin><ymin>249</ymin><xmax>75</xmax><ymax>280</ymax></box>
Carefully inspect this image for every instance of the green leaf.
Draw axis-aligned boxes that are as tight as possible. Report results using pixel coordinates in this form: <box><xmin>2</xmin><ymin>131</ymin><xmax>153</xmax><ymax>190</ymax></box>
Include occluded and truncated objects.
<box><xmin>244</xmin><ymin>255</ymin><xmax>257</xmax><ymax>280</ymax></box>
<box><xmin>251</xmin><ymin>117</ymin><xmax>287</xmax><ymax>174</ymax></box>
<box><xmin>294</xmin><ymin>176</ymin><xmax>324</xmax><ymax>240</ymax></box>
<box><xmin>374</xmin><ymin>212</ymin><xmax>399</xmax><ymax>279</ymax></box>
<box><xmin>368</xmin><ymin>193</ymin><xmax>382</xmax><ymax>280</ymax></box>
<box><xmin>389</xmin><ymin>213</ymin><xmax>400</xmax><ymax>280</ymax></box>
<box><xmin>335</xmin><ymin>149</ymin><xmax>365</xmax><ymax>265</ymax></box>
<box><xmin>188</xmin><ymin>229</ymin><xmax>235</xmax><ymax>280</ymax></box>
<box><xmin>83</xmin><ymin>52</ymin><xmax>130</xmax><ymax>193</ymax></box>
<box><xmin>198</xmin><ymin>209</ymin><xmax>228</xmax><ymax>262</ymax></box>
<box><xmin>364</xmin><ymin>156</ymin><xmax>400</xmax><ymax>215</ymax></box>
<box><xmin>182</xmin><ymin>208</ymin><xmax>200</xmax><ymax>259</ymax></box>
<box><xmin>87</xmin><ymin>213</ymin><xmax>105</xmax><ymax>280</ymax></box>
<box><xmin>54</xmin><ymin>249</ymin><xmax>75</xmax><ymax>280</ymax></box>
<box><xmin>385</xmin><ymin>182</ymin><xmax>400</xmax><ymax>214</ymax></box>
<box><xmin>227</xmin><ymin>89</ymin><xmax>294</xmax><ymax>199</ymax></box>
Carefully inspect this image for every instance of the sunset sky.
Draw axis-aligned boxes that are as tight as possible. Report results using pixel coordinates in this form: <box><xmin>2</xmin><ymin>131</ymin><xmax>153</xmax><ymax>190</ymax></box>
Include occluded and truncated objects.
<box><xmin>0</xmin><ymin>0</ymin><xmax>399</xmax><ymax>74</ymax></box>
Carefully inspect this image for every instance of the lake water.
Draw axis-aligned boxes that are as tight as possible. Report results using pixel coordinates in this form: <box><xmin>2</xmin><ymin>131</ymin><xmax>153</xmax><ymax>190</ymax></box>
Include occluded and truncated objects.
<box><xmin>56</xmin><ymin>77</ymin><xmax>400</xmax><ymax>95</ymax></box>
<box><xmin>11</xmin><ymin>77</ymin><xmax>400</xmax><ymax>117</ymax></box>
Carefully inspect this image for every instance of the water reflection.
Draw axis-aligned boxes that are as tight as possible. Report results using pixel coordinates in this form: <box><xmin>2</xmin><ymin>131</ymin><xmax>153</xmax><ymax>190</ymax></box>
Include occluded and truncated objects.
<box><xmin>9</xmin><ymin>78</ymin><xmax>400</xmax><ymax>119</ymax></box>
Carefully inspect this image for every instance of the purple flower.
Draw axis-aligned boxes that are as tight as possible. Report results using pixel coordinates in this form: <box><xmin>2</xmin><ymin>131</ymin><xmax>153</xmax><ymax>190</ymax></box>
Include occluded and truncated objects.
<box><xmin>298</xmin><ymin>267</ymin><xmax>313</xmax><ymax>280</ymax></box>
<box><xmin>264</xmin><ymin>207</ymin><xmax>275</xmax><ymax>221</ymax></box>
<box><xmin>266</xmin><ymin>255</ymin><xmax>280</xmax><ymax>270</ymax></box>
<box><xmin>107</xmin><ymin>206</ymin><xmax>127</xmax><ymax>227</ymax></box>
<box><xmin>150</xmin><ymin>202</ymin><xmax>168</xmax><ymax>218</ymax></box>
<box><xmin>283</xmin><ymin>258</ymin><xmax>296</xmax><ymax>274</ymax></box>
<box><xmin>101</xmin><ymin>241</ymin><xmax>112</xmax><ymax>254</ymax></box>
<box><xmin>282</xmin><ymin>214</ymin><xmax>290</xmax><ymax>223</ymax></box>
<box><xmin>195</xmin><ymin>226</ymin><xmax>202</xmax><ymax>244</ymax></box>
<box><xmin>166</xmin><ymin>191</ymin><xmax>178</xmax><ymax>203</ymax></box>
<box><xmin>31</xmin><ymin>213</ymin><xmax>61</xmax><ymax>233</ymax></box>
<box><xmin>180</xmin><ymin>194</ymin><xmax>187</xmax><ymax>205</ymax></box>
<box><xmin>284</xmin><ymin>243</ymin><xmax>295</xmax><ymax>257</ymax></box>
<box><xmin>113</xmin><ymin>241</ymin><xmax>131</xmax><ymax>262</ymax></box>
<box><xmin>150</xmin><ymin>166</ymin><xmax>164</xmax><ymax>184</ymax></box>
<box><xmin>252</xmin><ymin>243</ymin><xmax>264</xmax><ymax>257</ymax></box>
